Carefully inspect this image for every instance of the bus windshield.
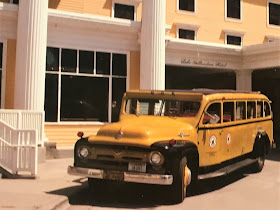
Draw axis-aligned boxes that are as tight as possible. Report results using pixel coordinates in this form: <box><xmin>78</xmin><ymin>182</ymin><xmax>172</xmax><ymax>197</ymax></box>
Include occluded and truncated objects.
<box><xmin>125</xmin><ymin>98</ymin><xmax>200</xmax><ymax>117</ymax></box>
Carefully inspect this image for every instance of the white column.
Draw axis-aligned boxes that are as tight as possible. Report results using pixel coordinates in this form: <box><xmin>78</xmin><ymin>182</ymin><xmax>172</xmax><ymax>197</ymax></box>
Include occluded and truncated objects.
<box><xmin>140</xmin><ymin>0</ymin><xmax>166</xmax><ymax>90</ymax></box>
<box><xmin>236</xmin><ymin>70</ymin><xmax>252</xmax><ymax>91</ymax></box>
<box><xmin>14</xmin><ymin>0</ymin><xmax>48</xmax><ymax>111</ymax></box>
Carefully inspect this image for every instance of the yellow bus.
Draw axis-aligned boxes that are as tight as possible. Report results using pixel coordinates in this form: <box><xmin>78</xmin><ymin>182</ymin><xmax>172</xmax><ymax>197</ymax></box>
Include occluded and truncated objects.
<box><xmin>68</xmin><ymin>89</ymin><xmax>273</xmax><ymax>203</ymax></box>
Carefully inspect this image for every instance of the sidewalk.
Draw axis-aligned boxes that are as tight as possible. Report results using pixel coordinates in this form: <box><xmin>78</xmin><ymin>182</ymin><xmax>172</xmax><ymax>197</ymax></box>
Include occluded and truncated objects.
<box><xmin>0</xmin><ymin>156</ymin><xmax>86</xmax><ymax>210</ymax></box>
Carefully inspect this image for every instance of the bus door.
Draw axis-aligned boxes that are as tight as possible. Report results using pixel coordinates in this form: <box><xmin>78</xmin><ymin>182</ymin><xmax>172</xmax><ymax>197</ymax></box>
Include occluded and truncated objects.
<box><xmin>221</xmin><ymin>101</ymin><xmax>242</xmax><ymax>160</ymax></box>
<box><xmin>197</xmin><ymin>102</ymin><xmax>224</xmax><ymax>167</ymax></box>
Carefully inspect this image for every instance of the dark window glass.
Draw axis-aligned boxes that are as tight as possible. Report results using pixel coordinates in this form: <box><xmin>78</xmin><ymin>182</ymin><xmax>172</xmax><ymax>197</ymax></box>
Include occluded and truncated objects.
<box><xmin>96</xmin><ymin>52</ymin><xmax>110</xmax><ymax>75</ymax></box>
<box><xmin>264</xmin><ymin>101</ymin><xmax>271</xmax><ymax>117</ymax></box>
<box><xmin>179</xmin><ymin>0</ymin><xmax>195</xmax><ymax>12</ymax></box>
<box><xmin>179</xmin><ymin>29</ymin><xmax>195</xmax><ymax>40</ymax></box>
<box><xmin>0</xmin><ymin>43</ymin><xmax>2</xmax><ymax>106</ymax></box>
<box><xmin>44</xmin><ymin>74</ymin><xmax>58</xmax><ymax>122</ymax></box>
<box><xmin>13</xmin><ymin>0</ymin><xmax>19</xmax><ymax>4</ymax></box>
<box><xmin>257</xmin><ymin>101</ymin><xmax>263</xmax><ymax>118</ymax></box>
<box><xmin>60</xmin><ymin>75</ymin><xmax>109</xmax><ymax>122</ymax></box>
<box><xmin>227</xmin><ymin>35</ymin><xmax>241</xmax><ymax>46</ymax></box>
<box><xmin>223</xmin><ymin>102</ymin><xmax>234</xmax><ymax>122</ymax></box>
<box><xmin>114</xmin><ymin>3</ymin><xmax>134</xmax><ymax>20</ymax></box>
<box><xmin>112</xmin><ymin>78</ymin><xmax>126</xmax><ymax>122</ymax></box>
<box><xmin>113</xmin><ymin>53</ymin><xmax>127</xmax><ymax>76</ymax></box>
<box><xmin>236</xmin><ymin>101</ymin><xmax>246</xmax><ymax>120</ymax></box>
<box><xmin>0</xmin><ymin>43</ymin><xmax>2</xmax><ymax>69</ymax></box>
<box><xmin>46</xmin><ymin>47</ymin><xmax>59</xmax><ymax>71</ymax></box>
<box><xmin>269</xmin><ymin>3</ymin><xmax>280</xmax><ymax>26</ymax></box>
<box><xmin>203</xmin><ymin>103</ymin><xmax>221</xmax><ymax>124</ymax></box>
<box><xmin>79</xmin><ymin>50</ymin><xmax>94</xmax><ymax>74</ymax></box>
<box><xmin>247</xmin><ymin>101</ymin><xmax>256</xmax><ymax>119</ymax></box>
<box><xmin>61</xmin><ymin>49</ymin><xmax>77</xmax><ymax>73</ymax></box>
<box><xmin>227</xmin><ymin>0</ymin><xmax>240</xmax><ymax>19</ymax></box>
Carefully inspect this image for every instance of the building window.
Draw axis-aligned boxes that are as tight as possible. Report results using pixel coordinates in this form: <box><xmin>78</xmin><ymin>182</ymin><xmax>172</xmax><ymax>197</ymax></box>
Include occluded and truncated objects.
<box><xmin>8</xmin><ymin>0</ymin><xmax>19</xmax><ymax>4</ymax></box>
<box><xmin>226</xmin><ymin>35</ymin><xmax>242</xmax><ymax>46</ymax></box>
<box><xmin>45</xmin><ymin>47</ymin><xmax>127</xmax><ymax>123</ymax></box>
<box><xmin>179</xmin><ymin>0</ymin><xmax>195</xmax><ymax>12</ymax></box>
<box><xmin>227</xmin><ymin>0</ymin><xmax>241</xmax><ymax>19</ymax></box>
<box><xmin>0</xmin><ymin>43</ymin><xmax>2</xmax><ymax>107</ymax></box>
<box><xmin>269</xmin><ymin>2</ymin><xmax>280</xmax><ymax>26</ymax></box>
<box><xmin>114</xmin><ymin>3</ymin><xmax>135</xmax><ymax>20</ymax></box>
<box><xmin>178</xmin><ymin>29</ymin><xmax>195</xmax><ymax>40</ymax></box>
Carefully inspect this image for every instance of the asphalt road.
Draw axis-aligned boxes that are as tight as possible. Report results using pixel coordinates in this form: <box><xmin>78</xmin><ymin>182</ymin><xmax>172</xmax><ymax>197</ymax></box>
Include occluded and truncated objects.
<box><xmin>66</xmin><ymin>149</ymin><xmax>280</xmax><ymax>210</ymax></box>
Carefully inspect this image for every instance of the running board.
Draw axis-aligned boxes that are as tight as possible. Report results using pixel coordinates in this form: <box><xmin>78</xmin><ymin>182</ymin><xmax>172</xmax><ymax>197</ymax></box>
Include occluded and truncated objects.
<box><xmin>198</xmin><ymin>158</ymin><xmax>257</xmax><ymax>180</ymax></box>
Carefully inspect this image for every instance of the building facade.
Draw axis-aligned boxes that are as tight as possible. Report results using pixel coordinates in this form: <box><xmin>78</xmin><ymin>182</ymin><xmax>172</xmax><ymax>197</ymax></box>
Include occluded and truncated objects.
<box><xmin>0</xmin><ymin>0</ymin><xmax>280</xmax><ymax>146</ymax></box>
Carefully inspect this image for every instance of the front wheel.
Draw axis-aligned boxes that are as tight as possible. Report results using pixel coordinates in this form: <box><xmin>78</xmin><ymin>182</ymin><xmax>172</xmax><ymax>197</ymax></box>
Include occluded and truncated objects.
<box><xmin>169</xmin><ymin>157</ymin><xmax>191</xmax><ymax>204</ymax></box>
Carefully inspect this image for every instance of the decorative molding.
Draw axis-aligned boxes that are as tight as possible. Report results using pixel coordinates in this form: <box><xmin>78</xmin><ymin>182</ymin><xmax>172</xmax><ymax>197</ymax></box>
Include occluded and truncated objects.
<box><xmin>223</xmin><ymin>29</ymin><xmax>246</xmax><ymax>37</ymax></box>
<box><xmin>113</xmin><ymin>0</ymin><xmax>142</xmax><ymax>5</ymax></box>
<box><xmin>266</xmin><ymin>35</ymin><xmax>280</xmax><ymax>42</ymax></box>
<box><xmin>175</xmin><ymin>22</ymin><xmax>200</xmax><ymax>30</ymax></box>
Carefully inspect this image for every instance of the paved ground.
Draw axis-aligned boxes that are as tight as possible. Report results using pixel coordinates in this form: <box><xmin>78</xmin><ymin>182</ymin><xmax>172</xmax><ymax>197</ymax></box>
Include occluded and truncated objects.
<box><xmin>0</xmin><ymin>149</ymin><xmax>279</xmax><ymax>210</ymax></box>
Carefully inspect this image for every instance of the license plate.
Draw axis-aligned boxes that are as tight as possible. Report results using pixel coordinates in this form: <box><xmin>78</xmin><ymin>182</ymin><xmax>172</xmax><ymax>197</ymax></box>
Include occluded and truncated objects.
<box><xmin>105</xmin><ymin>171</ymin><xmax>124</xmax><ymax>181</ymax></box>
<box><xmin>128</xmin><ymin>162</ymin><xmax>146</xmax><ymax>173</ymax></box>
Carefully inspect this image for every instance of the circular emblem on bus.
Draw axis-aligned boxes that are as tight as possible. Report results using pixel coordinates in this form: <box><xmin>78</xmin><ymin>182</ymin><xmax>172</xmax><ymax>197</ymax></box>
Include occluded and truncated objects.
<box><xmin>209</xmin><ymin>135</ymin><xmax>216</xmax><ymax>148</ymax></box>
<box><xmin>227</xmin><ymin>133</ymin><xmax>231</xmax><ymax>145</ymax></box>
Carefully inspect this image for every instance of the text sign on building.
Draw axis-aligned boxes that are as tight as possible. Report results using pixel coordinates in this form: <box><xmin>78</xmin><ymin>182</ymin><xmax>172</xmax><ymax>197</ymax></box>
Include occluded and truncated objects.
<box><xmin>181</xmin><ymin>58</ymin><xmax>228</xmax><ymax>68</ymax></box>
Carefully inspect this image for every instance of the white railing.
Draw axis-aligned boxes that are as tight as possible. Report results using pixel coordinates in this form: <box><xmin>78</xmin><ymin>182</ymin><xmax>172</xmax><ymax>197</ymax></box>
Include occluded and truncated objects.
<box><xmin>0</xmin><ymin>110</ymin><xmax>44</xmax><ymax>146</ymax></box>
<box><xmin>0</xmin><ymin>120</ymin><xmax>37</xmax><ymax>176</ymax></box>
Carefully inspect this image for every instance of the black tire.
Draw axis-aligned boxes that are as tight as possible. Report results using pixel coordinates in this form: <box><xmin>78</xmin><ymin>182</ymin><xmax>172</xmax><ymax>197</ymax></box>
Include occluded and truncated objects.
<box><xmin>169</xmin><ymin>157</ymin><xmax>189</xmax><ymax>204</ymax></box>
<box><xmin>251</xmin><ymin>141</ymin><xmax>265</xmax><ymax>173</ymax></box>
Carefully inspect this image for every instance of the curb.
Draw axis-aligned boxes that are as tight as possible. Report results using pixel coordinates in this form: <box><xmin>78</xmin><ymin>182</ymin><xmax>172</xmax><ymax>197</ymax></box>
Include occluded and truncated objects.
<box><xmin>39</xmin><ymin>196</ymin><xmax>70</xmax><ymax>210</ymax></box>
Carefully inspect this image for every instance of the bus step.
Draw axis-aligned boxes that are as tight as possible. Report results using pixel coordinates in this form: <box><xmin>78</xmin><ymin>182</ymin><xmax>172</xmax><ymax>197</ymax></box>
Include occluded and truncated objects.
<box><xmin>197</xmin><ymin>158</ymin><xmax>257</xmax><ymax>180</ymax></box>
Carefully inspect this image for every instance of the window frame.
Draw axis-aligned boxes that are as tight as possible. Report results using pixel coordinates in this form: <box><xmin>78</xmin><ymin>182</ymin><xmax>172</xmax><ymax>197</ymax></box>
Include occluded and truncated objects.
<box><xmin>225</xmin><ymin>0</ymin><xmax>242</xmax><ymax>22</ymax></box>
<box><xmin>177</xmin><ymin>28</ymin><xmax>196</xmax><ymax>40</ymax></box>
<box><xmin>177</xmin><ymin>0</ymin><xmax>197</xmax><ymax>15</ymax></box>
<box><xmin>112</xmin><ymin>0</ymin><xmax>140</xmax><ymax>21</ymax></box>
<box><xmin>176</xmin><ymin>23</ymin><xmax>200</xmax><ymax>40</ymax></box>
<box><xmin>222</xmin><ymin>101</ymin><xmax>235</xmax><ymax>123</ymax></box>
<box><xmin>267</xmin><ymin>1</ymin><xmax>280</xmax><ymax>29</ymax></box>
<box><xmin>225</xmin><ymin>34</ymin><xmax>243</xmax><ymax>46</ymax></box>
<box><xmin>45</xmin><ymin>46</ymin><xmax>129</xmax><ymax>125</ymax></box>
<box><xmin>0</xmin><ymin>39</ymin><xmax>6</xmax><ymax>109</ymax></box>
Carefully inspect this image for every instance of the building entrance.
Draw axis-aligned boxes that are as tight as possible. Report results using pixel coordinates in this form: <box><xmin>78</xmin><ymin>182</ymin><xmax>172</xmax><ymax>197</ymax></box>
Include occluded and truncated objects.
<box><xmin>165</xmin><ymin>65</ymin><xmax>236</xmax><ymax>90</ymax></box>
<box><xmin>253</xmin><ymin>68</ymin><xmax>280</xmax><ymax>147</ymax></box>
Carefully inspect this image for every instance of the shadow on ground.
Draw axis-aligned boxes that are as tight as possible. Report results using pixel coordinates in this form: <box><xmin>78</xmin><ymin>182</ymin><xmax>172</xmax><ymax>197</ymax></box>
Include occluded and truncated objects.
<box><xmin>47</xmin><ymin>168</ymin><xmax>250</xmax><ymax>208</ymax></box>
<box><xmin>47</xmin><ymin>150</ymin><xmax>280</xmax><ymax>208</ymax></box>
<box><xmin>266</xmin><ymin>148</ymin><xmax>280</xmax><ymax>162</ymax></box>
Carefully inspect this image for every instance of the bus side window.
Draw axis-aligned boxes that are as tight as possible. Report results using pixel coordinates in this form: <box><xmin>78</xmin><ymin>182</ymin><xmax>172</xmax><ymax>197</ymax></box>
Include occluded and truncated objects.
<box><xmin>223</xmin><ymin>102</ymin><xmax>234</xmax><ymax>122</ymax></box>
<box><xmin>236</xmin><ymin>101</ymin><xmax>246</xmax><ymax>120</ymax></box>
<box><xmin>264</xmin><ymin>101</ymin><xmax>271</xmax><ymax>117</ymax></box>
<box><xmin>247</xmin><ymin>101</ymin><xmax>256</xmax><ymax>119</ymax></box>
<box><xmin>203</xmin><ymin>103</ymin><xmax>221</xmax><ymax>124</ymax></box>
<box><xmin>257</xmin><ymin>101</ymin><xmax>263</xmax><ymax>118</ymax></box>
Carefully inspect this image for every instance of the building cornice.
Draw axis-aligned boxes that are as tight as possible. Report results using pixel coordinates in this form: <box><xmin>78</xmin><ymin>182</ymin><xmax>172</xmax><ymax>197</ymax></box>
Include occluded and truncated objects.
<box><xmin>48</xmin><ymin>9</ymin><xmax>141</xmax><ymax>34</ymax></box>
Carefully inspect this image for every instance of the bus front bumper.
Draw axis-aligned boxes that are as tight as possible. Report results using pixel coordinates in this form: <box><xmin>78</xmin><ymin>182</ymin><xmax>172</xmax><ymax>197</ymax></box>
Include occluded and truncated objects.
<box><xmin>67</xmin><ymin>165</ymin><xmax>173</xmax><ymax>185</ymax></box>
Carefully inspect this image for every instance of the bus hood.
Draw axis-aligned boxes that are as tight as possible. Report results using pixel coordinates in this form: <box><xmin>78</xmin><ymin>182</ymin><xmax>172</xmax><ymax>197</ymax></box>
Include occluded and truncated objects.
<box><xmin>89</xmin><ymin>117</ymin><xmax>196</xmax><ymax>147</ymax></box>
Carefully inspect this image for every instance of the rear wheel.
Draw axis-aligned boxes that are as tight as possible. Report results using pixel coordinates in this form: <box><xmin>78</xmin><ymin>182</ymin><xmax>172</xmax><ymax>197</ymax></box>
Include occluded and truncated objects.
<box><xmin>251</xmin><ymin>141</ymin><xmax>265</xmax><ymax>172</ymax></box>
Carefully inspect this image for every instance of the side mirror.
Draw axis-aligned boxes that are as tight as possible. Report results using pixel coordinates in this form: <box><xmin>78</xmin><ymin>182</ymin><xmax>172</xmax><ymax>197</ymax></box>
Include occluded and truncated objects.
<box><xmin>210</xmin><ymin>114</ymin><xmax>220</xmax><ymax>124</ymax></box>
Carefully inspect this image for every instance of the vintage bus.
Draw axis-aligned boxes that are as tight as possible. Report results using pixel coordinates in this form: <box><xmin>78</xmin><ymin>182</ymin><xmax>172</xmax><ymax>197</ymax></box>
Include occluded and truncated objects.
<box><xmin>68</xmin><ymin>89</ymin><xmax>273</xmax><ymax>203</ymax></box>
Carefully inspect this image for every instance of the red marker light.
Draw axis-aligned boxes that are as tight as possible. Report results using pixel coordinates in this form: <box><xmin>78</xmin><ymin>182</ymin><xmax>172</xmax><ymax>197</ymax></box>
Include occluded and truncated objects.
<box><xmin>77</xmin><ymin>131</ymin><xmax>84</xmax><ymax>138</ymax></box>
<box><xmin>169</xmin><ymin>139</ymin><xmax>176</xmax><ymax>146</ymax></box>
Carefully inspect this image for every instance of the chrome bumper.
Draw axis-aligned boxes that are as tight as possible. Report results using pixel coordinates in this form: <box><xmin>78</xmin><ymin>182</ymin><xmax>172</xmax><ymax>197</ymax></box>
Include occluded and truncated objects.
<box><xmin>68</xmin><ymin>166</ymin><xmax>173</xmax><ymax>185</ymax></box>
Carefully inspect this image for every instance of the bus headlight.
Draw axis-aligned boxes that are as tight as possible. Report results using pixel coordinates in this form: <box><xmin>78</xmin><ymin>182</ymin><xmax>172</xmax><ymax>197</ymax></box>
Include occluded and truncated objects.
<box><xmin>149</xmin><ymin>151</ymin><xmax>164</xmax><ymax>166</ymax></box>
<box><xmin>78</xmin><ymin>146</ymin><xmax>90</xmax><ymax>158</ymax></box>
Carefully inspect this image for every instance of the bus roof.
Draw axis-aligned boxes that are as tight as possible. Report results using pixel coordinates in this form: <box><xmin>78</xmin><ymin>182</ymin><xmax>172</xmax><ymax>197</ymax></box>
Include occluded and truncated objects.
<box><xmin>125</xmin><ymin>89</ymin><xmax>268</xmax><ymax>101</ymax></box>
